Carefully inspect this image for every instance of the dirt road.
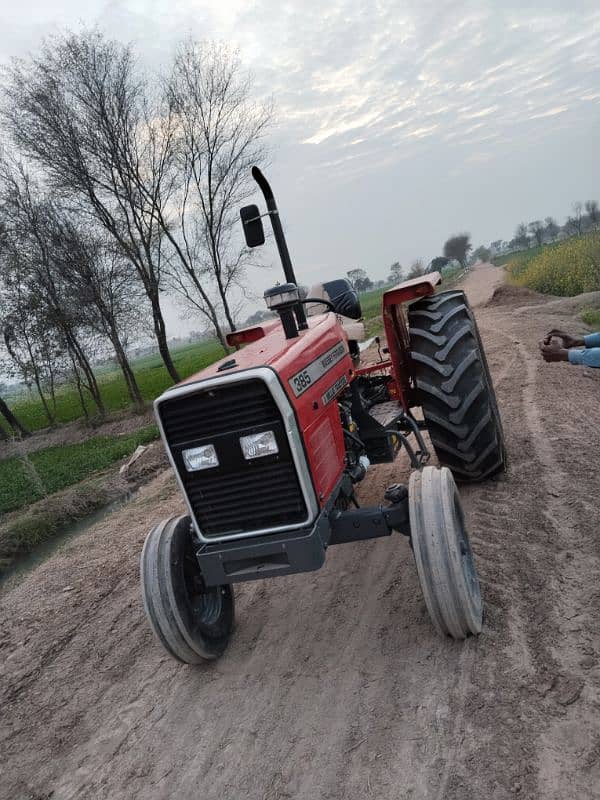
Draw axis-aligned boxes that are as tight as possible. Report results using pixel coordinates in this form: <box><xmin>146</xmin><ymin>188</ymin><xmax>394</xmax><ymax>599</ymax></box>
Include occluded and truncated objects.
<box><xmin>2</xmin><ymin>264</ymin><xmax>600</xmax><ymax>800</ymax></box>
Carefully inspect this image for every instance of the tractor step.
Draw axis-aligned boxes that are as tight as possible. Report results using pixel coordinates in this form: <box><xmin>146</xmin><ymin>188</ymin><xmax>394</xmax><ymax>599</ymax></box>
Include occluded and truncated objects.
<box><xmin>369</xmin><ymin>401</ymin><xmax>403</xmax><ymax>428</ymax></box>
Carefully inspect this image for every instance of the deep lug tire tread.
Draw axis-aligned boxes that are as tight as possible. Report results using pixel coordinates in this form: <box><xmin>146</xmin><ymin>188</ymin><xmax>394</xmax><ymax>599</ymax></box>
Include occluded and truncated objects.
<box><xmin>409</xmin><ymin>289</ymin><xmax>505</xmax><ymax>482</ymax></box>
<box><xmin>409</xmin><ymin>467</ymin><xmax>483</xmax><ymax>638</ymax></box>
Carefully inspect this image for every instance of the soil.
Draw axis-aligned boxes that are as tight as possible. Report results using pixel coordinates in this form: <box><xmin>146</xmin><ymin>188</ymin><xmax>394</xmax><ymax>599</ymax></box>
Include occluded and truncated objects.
<box><xmin>486</xmin><ymin>283</ymin><xmax>552</xmax><ymax>308</ymax></box>
<box><xmin>1</xmin><ymin>262</ymin><xmax>599</xmax><ymax>800</ymax></box>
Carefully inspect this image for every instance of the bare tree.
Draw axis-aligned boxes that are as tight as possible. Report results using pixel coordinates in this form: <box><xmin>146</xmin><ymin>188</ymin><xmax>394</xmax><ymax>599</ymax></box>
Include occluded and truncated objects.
<box><xmin>544</xmin><ymin>217</ymin><xmax>559</xmax><ymax>242</ymax></box>
<box><xmin>387</xmin><ymin>261</ymin><xmax>403</xmax><ymax>284</ymax></box>
<box><xmin>1</xmin><ymin>30</ymin><xmax>181</xmax><ymax>381</ymax></box>
<box><xmin>346</xmin><ymin>268</ymin><xmax>372</xmax><ymax>292</ymax></box>
<box><xmin>407</xmin><ymin>259</ymin><xmax>426</xmax><ymax>279</ymax></box>
<box><xmin>165</xmin><ymin>40</ymin><xmax>272</xmax><ymax>339</ymax></box>
<box><xmin>2</xmin><ymin>285</ymin><xmax>59</xmax><ymax>426</ymax></box>
<box><xmin>0</xmin><ymin>393</ymin><xmax>29</xmax><ymax>439</ymax></box>
<box><xmin>0</xmin><ymin>293</ymin><xmax>30</xmax><ymax>438</ymax></box>
<box><xmin>46</xmin><ymin>213</ymin><xmax>145</xmax><ymax>409</ymax></box>
<box><xmin>585</xmin><ymin>200</ymin><xmax>599</xmax><ymax>230</ymax></box>
<box><xmin>528</xmin><ymin>220</ymin><xmax>545</xmax><ymax>247</ymax></box>
<box><xmin>566</xmin><ymin>202</ymin><xmax>584</xmax><ymax>236</ymax></box>
<box><xmin>0</xmin><ymin>162</ymin><xmax>105</xmax><ymax>416</ymax></box>
<box><xmin>443</xmin><ymin>234</ymin><xmax>471</xmax><ymax>266</ymax></box>
<box><xmin>513</xmin><ymin>223</ymin><xmax>530</xmax><ymax>250</ymax></box>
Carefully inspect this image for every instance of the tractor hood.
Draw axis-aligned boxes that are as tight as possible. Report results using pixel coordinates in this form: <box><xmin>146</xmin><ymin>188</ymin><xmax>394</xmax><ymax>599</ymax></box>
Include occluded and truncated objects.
<box><xmin>174</xmin><ymin>312</ymin><xmax>353</xmax><ymax>408</ymax></box>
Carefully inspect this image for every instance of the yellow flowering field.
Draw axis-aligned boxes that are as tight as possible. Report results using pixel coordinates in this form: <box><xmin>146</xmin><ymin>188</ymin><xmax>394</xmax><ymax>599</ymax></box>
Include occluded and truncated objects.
<box><xmin>506</xmin><ymin>234</ymin><xmax>600</xmax><ymax>296</ymax></box>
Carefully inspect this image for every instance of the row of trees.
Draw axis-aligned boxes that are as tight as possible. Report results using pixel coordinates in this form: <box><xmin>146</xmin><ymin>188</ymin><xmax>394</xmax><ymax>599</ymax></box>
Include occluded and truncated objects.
<box><xmin>494</xmin><ymin>200</ymin><xmax>599</xmax><ymax>255</ymax></box>
<box><xmin>0</xmin><ymin>31</ymin><xmax>271</xmax><ymax>436</ymax></box>
<box><xmin>344</xmin><ymin>232</ymin><xmax>475</xmax><ymax>295</ymax></box>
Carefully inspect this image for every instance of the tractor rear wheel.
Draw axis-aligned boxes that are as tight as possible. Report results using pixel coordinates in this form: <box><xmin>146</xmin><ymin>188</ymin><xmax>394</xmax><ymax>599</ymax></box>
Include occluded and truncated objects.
<box><xmin>408</xmin><ymin>289</ymin><xmax>505</xmax><ymax>482</ymax></box>
<box><xmin>409</xmin><ymin>466</ymin><xmax>483</xmax><ymax>638</ymax></box>
<box><xmin>140</xmin><ymin>515</ymin><xmax>235</xmax><ymax>663</ymax></box>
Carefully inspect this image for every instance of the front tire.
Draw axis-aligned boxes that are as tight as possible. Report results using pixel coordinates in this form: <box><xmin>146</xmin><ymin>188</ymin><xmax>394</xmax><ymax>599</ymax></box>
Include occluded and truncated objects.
<box><xmin>140</xmin><ymin>515</ymin><xmax>235</xmax><ymax>663</ymax></box>
<box><xmin>408</xmin><ymin>289</ymin><xmax>505</xmax><ymax>482</ymax></box>
<box><xmin>409</xmin><ymin>466</ymin><xmax>483</xmax><ymax>639</ymax></box>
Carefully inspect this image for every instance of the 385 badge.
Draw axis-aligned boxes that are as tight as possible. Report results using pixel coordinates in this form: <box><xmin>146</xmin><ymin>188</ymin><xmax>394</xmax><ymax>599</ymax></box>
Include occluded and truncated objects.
<box><xmin>288</xmin><ymin>342</ymin><xmax>347</xmax><ymax>397</ymax></box>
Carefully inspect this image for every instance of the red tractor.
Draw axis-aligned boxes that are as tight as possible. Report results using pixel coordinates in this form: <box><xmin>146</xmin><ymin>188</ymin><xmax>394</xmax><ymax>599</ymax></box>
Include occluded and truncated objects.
<box><xmin>141</xmin><ymin>168</ymin><xmax>505</xmax><ymax>663</ymax></box>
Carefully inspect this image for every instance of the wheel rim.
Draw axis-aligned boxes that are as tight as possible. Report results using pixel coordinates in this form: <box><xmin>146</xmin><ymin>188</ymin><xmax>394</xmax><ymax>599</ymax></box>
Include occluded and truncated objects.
<box><xmin>181</xmin><ymin>539</ymin><xmax>225</xmax><ymax>636</ymax></box>
<box><xmin>453</xmin><ymin>492</ymin><xmax>481</xmax><ymax>607</ymax></box>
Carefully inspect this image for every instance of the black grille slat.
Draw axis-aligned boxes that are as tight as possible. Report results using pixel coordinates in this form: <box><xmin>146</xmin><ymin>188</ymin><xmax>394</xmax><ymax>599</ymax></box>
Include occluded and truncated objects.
<box><xmin>159</xmin><ymin>379</ymin><xmax>308</xmax><ymax>537</ymax></box>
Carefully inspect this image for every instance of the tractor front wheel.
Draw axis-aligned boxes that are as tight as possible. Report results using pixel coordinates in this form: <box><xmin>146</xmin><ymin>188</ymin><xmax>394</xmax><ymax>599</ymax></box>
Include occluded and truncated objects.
<box><xmin>408</xmin><ymin>289</ymin><xmax>505</xmax><ymax>482</ymax></box>
<box><xmin>140</xmin><ymin>515</ymin><xmax>235</xmax><ymax>663</ymax></box>
<box><xmin>409</xmin><ymin>466</ymin><xmax>483</xmax><ymax>639</ymax></box>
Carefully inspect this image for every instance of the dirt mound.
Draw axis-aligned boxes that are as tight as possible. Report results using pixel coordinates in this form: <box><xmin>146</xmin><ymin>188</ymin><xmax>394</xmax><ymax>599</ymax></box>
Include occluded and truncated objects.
<box><xmin>486</xmin><ymin>284</ymin><xmax>551</xmax><ymax>308</ymax></box>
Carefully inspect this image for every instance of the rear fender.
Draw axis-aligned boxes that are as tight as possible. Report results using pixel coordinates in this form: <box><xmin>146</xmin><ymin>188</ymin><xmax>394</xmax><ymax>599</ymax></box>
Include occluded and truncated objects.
<box><xmin>382</xmin><ymin>272</ymin><xmax>442</xmax><ymax>409</ymax></box>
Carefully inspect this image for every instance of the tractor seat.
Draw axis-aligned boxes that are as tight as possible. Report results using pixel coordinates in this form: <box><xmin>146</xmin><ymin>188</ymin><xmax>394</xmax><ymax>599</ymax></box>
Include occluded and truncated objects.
<box><xmin>304</xmin><ymin>282</ymin><xmax>366</xmax><ymax>342</ymax></box>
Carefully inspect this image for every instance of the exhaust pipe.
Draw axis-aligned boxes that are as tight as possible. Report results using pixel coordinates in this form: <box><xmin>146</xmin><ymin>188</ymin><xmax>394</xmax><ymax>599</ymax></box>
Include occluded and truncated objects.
<box><xmin>252</xmin><ymin>167</ymin><xmax>308</xmax><ymax>331</ymax></box>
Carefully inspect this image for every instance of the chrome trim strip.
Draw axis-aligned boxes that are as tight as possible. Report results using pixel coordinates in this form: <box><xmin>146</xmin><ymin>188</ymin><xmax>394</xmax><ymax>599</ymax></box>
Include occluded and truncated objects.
<box><xmin>153</xmin><ymin>367</ymin><xmax>319</xmax><ymax>544</ymax></box>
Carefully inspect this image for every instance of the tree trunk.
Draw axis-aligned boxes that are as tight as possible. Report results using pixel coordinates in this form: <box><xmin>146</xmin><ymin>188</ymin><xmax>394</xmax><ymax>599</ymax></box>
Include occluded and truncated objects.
<box><xmin>108</xmin><ymin>328</ymin><xmax>144</xmax><ymax>409</ymax></box>
<box><xmin>67</xmin><ymin>334</ymin><xmax>105</xmax><ymax>416</ymax></box>
<box><xmin>149</xmin><ymin>291</ymin><xmax>180</xmax><ymax>383</ymax></box>
<box><xmin>32</xmin><ymin>374</ymin><xmax>55</xmax><ymax>427</ymax></box>
<box><xmin>70</xmin><ymin>358</ymin><xmax>89</xmax><ymax>421</ymax></box>
<box><xmin>22</xmin><ymin>331</ymin><xmax>55</xmax><ymax>426</ymax></box>
<box><xmin>0</xmin><ymin>395</ymin><xmax>29</xmax><ymax>438</ymax></box>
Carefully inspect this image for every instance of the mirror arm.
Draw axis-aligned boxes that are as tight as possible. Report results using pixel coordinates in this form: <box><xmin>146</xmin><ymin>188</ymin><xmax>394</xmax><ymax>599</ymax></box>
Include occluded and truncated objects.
<box><xmin>301</xmin><ymin>297</ymin><xmax>336</xmax><ymax>313</ymax></box>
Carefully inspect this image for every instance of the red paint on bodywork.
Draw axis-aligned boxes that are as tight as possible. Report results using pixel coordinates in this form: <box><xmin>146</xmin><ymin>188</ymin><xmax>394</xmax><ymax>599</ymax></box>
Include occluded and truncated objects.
<box><xmin>179</xmin><ymin>313</ymin><xmax>352</xmax><ymax>508</ymax></box>
<box><xmin>175</xmin><ymin>275</ymin><xmax>441</xmax><ymax>506</ymax></box>
<box><xmin>382</xmin><ymin>272</ymin><xmax>441</xmax><ymax>408</ymax></box>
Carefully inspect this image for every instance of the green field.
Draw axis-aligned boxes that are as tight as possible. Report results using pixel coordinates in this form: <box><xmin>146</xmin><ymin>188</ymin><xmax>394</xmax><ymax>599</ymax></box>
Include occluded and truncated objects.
<box><xmin>0</xmin><ymin>425</ymin><xmax>159</xmax><ymax>515</ymax></box>
<box><xmin>3</xmin><ymin>340</ymin><xmax>224</xmax><ymax>434</ymax></box>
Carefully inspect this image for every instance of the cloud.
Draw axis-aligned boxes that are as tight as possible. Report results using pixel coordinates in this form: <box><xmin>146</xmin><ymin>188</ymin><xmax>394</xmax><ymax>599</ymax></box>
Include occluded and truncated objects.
<box><xmin>0</xmin><ymin>0</ymin><xmax>598</xmax><ymax>330</ymax></box>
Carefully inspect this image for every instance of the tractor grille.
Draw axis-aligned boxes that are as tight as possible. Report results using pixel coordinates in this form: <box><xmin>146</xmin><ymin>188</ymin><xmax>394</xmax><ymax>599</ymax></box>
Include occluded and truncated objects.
<box><xmin>157</xmin><ymin>379</ymin><xmax>308</xmax><ymax>538</ymax></box>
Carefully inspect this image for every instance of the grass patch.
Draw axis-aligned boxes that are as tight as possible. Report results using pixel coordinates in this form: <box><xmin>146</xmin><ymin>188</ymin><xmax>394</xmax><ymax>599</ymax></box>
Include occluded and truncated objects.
<box><xmin>0</xmin><ymin>425</ymin><xmax>158</xmax><ymax>515</ymax></box>
<box><xmin>358</xmin><ymin>287</ymin><xmax>386</xmax><ymax>319</ymax></box>
<box><xmin>506</xmin><ymin>234</ymin><xmax>600</xmax><ymax>296</ymax></box>
<box><xmin>3</xmin><ymin>339</ymin><xmax>224</xmax><ymax>434</ymax></box>
<box><xmin>0</xmin><ymin>475</ymin><xmax>141</xmax><ymax>574</ymax></box>
<box><xmin>581</xmin><ymin>307</ymin><xmax>600</xmax><ymax>327</ymax></box>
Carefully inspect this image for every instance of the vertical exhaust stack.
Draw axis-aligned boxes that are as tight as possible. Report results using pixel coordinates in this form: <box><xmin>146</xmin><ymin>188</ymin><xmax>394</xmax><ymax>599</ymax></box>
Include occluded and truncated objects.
<box><xmin>242</xmin><ymin>167</ymin><xmax>308</xmax><ymax>331</ymax></box>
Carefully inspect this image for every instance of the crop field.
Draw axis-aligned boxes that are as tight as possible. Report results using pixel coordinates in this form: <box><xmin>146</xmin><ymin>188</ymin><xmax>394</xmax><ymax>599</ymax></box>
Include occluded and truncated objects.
<box><xmin>506</xmin><ymin>234</ymin><xmax>600</xmax><ymax>297</ymax></box>
<box><xmin>0</xmin><ymin>425</ymin><xmax>159</xmax><ymax>515</ymax></box>
<box><xmin>2</xmin><ymin>340</ymin><xmax>224</xmax><ymax>434</ymax></box>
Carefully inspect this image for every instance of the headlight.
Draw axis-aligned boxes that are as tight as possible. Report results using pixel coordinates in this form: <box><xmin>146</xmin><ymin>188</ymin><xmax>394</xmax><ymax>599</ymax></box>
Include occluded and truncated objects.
<box><xmin>182</xmin><ymin>444</ymin><xmax>219</xmax><ymax>471</ymax></box>
<box><xmin>240</xmin><ymin>430</ymin><xmax>279</xmax><ymax>460</ymax></box>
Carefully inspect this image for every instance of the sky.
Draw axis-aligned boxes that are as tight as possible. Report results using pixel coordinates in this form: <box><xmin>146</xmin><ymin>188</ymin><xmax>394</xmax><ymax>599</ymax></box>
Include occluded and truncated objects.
<box><xmin>0</xmin><ymin>0</ymin><xmax>599</xmax><ymax>336</ymax></box>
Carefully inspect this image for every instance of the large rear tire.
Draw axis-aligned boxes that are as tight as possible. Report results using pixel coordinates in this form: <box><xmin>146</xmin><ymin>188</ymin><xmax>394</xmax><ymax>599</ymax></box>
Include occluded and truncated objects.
<box><xmin>409</xmin><ymin>467</ymin><xmax>483</xmax><ymax>639</ymax></box>
<box><xmin>140</xmin><ymin>515</ymin><xmax>235</xmax><ymax>663</ymax></box>
<box><xmin>408</xmin><ymin>289</ymin><xmax>505</xmax><ymax>482</ymax></box>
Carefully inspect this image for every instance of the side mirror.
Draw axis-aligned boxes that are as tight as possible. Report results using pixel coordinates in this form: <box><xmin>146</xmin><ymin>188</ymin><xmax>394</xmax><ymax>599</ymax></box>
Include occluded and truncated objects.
<box><xmin>322</xmin><ymin>278</ymin><xmax>362</xmax><ymax>320</ymax></box>
<box><xmin>240</xmin><ymin>205</ymin><xmax>265</xmax><ymax>248</ymax></box>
